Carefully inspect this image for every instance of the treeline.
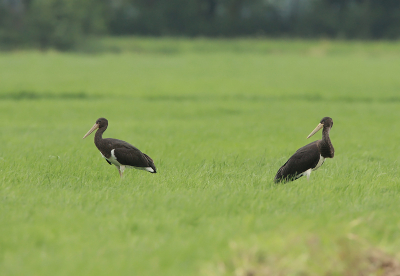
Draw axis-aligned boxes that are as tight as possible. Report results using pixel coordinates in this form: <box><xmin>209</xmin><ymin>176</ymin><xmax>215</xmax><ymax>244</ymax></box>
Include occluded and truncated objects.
<box><xmin>1</xmin><ymin>0</ymin><xmax>400</xmax><ymax>50</ymax></box>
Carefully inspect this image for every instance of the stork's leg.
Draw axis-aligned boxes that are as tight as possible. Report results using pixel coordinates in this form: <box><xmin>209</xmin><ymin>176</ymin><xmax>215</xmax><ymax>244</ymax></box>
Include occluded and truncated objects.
<box><xmin>119</xmin><ymin>165</ymin><xmax>126</xmax><ymax>178</ymax></box>
<box><xmin>114</xmin><ymin>165</ymin><xmax>122</xmax><ymax>178</ymax></box>
<box><xmin>305</xmin><ymin>169</ymin><xmax>312</xmax><ymax>181</ymax></box>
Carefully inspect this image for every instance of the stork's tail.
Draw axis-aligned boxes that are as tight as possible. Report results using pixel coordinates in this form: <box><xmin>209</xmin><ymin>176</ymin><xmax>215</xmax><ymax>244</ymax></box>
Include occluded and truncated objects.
<box><xmin>144</xmin><ymin>153</ymin><xmax>157</xmax><ymax>173</ymax></box>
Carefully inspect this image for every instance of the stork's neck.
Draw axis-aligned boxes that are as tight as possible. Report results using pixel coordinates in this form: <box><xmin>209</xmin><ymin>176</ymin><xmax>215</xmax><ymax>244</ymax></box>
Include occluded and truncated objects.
<box><xmin>319</xmin><ymin>127</ymin><xmax>334</xmax><ymax>158</ymax></box>
<box><xmin>94</xmin><ymin>126</ymin><xmax>112</xmax><ymax>158</ymax></box>
<box><xmin>94</xmin><ymin>126</ymin><xmax>106</xmax><ymax>145</ymax></box>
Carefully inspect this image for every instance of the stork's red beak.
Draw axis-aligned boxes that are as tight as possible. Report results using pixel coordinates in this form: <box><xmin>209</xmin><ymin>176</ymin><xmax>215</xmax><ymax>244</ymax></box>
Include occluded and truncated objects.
<box><xmin>83</xmin><ymin>123</ymin><xmax>99</xmax><ymax>139</ymax></box>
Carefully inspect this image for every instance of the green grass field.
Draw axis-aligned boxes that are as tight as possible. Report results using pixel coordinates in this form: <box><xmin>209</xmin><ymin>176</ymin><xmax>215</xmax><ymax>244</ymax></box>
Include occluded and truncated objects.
<box><xmin>1</xmin><ymin>38</ymin><xmax>400</xmax><ymax>275</ymax></box>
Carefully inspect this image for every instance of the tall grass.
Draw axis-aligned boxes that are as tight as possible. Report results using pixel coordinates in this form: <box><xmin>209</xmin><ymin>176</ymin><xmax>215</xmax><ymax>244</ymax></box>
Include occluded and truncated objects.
<box><xmin>0</xmin><ymin>38</ymin><xmax>399</xmax><ymax>275</ymax></box>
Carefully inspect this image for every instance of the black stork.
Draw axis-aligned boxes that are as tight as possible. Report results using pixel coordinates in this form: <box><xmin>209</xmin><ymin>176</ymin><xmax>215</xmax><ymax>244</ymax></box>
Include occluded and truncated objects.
<box><xmin>83</xmin><ymin>118</ymin><xmax>156</xmax><ymax>177</ymax></box>
<box><xmin>274</xmin><ymin>117</ymin><xmax>334</xmax><ymax>183</ymax></box>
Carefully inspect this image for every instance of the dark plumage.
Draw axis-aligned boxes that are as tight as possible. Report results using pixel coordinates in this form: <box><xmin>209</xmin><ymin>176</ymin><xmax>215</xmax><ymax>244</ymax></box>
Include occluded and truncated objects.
<box><xmin>274</xmin><ymin>117</ymin><xmax>334</xmax><ymax>183</ymax></box>
<box><xmin>83</xmin><ymin>118</ymin><xmax>156</xmax><ymax>177</ymax></box>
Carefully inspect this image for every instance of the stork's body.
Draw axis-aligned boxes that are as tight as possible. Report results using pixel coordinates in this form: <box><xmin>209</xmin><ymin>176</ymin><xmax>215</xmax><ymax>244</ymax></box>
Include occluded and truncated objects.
<box><xmin>83</xmin><ymin>118</ymin><xmax>156</xmax><ymax>177</ymax></box>
<box><xmin>274</xmin><ymin>117</ymin><xmax>334</xmax><ymax>183</ymax></box>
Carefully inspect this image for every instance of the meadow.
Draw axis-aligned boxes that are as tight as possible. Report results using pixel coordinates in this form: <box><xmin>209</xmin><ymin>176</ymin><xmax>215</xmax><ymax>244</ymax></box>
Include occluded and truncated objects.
<box><xmin>1</xmin><ymin>38</ymin><xmax>400</xmax><ymax>275</ymax></box>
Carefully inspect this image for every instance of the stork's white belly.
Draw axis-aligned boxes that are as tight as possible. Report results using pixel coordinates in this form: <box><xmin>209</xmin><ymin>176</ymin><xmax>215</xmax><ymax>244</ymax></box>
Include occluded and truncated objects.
<box><xmin>313</xmin><ymin>155</ymin><xmax>325</xmax><ymax>171</ymax></box>
<box><xmin>295</xmin><ymin>155</ymin><xmax>325</xmax><ymax>180</ymax></box>
<box><xmin>101</xmin><ymin>151</ymin><xmax>121</xmax><ymax>167</ymax></box>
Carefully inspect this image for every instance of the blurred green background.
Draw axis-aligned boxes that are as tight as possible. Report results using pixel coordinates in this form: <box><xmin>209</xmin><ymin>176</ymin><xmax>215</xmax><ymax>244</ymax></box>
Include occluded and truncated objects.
<box><xmin>2</xmin><ymin>0</ymin><xmax>400</xmax><ymax>50</ymax></box>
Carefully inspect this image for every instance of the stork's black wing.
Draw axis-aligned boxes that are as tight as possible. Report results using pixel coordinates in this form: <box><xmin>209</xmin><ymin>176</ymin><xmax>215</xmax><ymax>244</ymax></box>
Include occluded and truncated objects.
<box><xmin>113</xmin><ymin>147</ymin><xmax>157</xmax><ymax>173</ymax></box>
<box><xmin>274</xmin><ymin>141</ymin><xmax>320</xmax><ymax>183</ymax></box>
<box><xmin>103</xmin><ymin>138</ymin><xmax>140</xmax><ymax>151</ymax></box>
<box><xmin>105</xmin><ymin>159</ymin><xmax>112</xmax><ymax>165</ymax></box>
